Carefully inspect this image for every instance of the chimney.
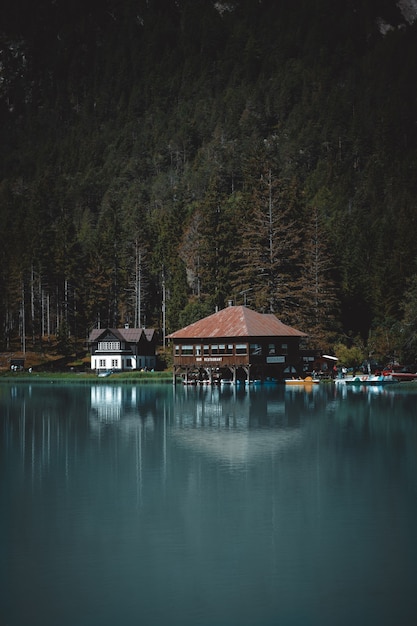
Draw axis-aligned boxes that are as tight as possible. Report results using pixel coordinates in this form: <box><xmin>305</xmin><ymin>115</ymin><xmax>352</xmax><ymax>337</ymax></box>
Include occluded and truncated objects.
<box><xmin>228</xmin><ymin>300</ymin><xmax>234</xmax><ymax>307</ymax></box>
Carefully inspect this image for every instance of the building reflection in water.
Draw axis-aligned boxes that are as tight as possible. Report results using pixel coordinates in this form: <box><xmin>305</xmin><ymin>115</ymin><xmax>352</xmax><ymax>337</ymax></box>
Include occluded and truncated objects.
<box><xmin>90</xmin><ymin>385</ymin><xmax>123</xmax><ymax>422</ymax></box>
<box><xmin>170</xmin><ymin>384</ymin><xmax>316</xmax><ymax>465</ymax></box>
<box><xmin>3</xmin><ymin>381</ymin><xmax>409</xmax><ymax>486</ymax></box>
<box><xmin>1</xmin><ymin>382</ymin><xmax>325</xmax><ymax>485</ymax></box>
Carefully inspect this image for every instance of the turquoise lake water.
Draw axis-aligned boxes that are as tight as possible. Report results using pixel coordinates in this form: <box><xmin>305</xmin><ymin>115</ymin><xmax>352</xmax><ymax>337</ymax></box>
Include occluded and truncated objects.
<box><xmin>1</xmin><ymin>382</ymin><xmax>417</xmax><ymax>626</ymax></box>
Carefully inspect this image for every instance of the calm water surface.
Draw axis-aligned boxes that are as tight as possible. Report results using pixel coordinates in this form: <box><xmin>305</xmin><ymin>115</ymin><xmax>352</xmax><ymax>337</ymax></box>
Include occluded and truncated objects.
<box><xmin>1</xmin><ymin>381</ymin><xmax>417</xmax><ymax>626</ymax></box>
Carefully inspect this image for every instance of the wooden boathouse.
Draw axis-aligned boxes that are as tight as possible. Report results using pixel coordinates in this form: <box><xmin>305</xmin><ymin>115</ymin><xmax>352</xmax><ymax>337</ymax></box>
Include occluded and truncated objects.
<box><xmin>168</xmin><ymin>304</ymin><xmax>308</xmax><ymax>384</ymax></box>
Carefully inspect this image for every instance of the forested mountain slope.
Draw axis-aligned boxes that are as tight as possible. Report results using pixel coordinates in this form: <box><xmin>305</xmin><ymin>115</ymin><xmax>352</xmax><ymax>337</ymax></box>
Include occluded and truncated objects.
<box><xmin>1</xmin><ymin>0</ymin><xmax>417</xmax><ymax>361</ymax></box>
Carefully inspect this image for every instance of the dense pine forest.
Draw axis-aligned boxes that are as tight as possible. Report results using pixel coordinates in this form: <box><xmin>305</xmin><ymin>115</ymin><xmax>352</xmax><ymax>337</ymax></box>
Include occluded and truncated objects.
<box><xmin>2</xmin><ymin>0</ymin><xmax>417</xmax><ymax>364</ymax></box>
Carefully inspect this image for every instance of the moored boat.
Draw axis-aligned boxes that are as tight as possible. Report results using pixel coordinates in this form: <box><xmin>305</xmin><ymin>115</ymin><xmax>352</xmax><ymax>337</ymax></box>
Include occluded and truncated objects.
<box><xmin>97</xmin><ymin>370</ymin><xmax>112</xmax><ymax>377</ymax></box>
<box><xmin>382</xmin><ymin>368</ymin><xmax>417</xmax><ymax>382</ymax></box>
<box><xmin>285</xmin><ymin>376</ymin><xmax>320</xmax><ymax>386</ymax></box>
<box><xmin>334</xmin><ymin>374</ymin><xmax>397</xmax><ymax>386</ymax></box>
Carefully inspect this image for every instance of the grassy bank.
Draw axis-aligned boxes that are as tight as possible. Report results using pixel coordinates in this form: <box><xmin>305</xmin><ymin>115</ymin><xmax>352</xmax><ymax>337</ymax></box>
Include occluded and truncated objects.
<box><xmin>0</xmin><ymin>370</ymin><xmax>173</xmax><ymax>384</ymax></box>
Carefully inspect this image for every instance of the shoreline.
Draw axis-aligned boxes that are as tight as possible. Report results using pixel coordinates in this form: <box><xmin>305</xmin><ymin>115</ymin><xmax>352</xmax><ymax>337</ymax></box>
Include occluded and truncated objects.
<box><xmin>0</xmin><ymin>372</ymin><xmax>173</xmax><ymax>384</ymax></box>
<box><xmin>2</xmin><ymin>372</ymin><xmax>417</xmax><ymax>390</ymax></box>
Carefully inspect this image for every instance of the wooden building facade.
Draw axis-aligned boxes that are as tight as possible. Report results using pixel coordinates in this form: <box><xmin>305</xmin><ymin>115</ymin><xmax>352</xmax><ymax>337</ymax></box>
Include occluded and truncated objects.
<box><xmin>168</xmin><ymin>305</ymin><xmax>308</xmax><ymax>384</ymax></box>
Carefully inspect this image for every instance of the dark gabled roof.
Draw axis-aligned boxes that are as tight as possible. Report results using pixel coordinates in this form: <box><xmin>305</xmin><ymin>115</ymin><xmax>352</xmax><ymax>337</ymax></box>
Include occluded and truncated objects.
<box><xmin>167</xmin><ymin>305</ymin><xmax>307</xmax><ymax>340</ymax></box>
<box><xmin>88</xmin><ymin>327</ymin><xmax>156</xmax><ymax>343</ymax></box>
<box><xmin>143</xmin><ymin>328</ymin><xmax>156</xmax><ymax>342</ymax></box>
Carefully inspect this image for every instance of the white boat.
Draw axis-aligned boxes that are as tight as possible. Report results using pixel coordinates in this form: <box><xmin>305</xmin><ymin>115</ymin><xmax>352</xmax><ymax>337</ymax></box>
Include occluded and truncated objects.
<box><xmin>285</xmin><ymin>376</ymin><xmax>320</xmax><ymax>386</ymax></box>
<box><xmin>334</xmin><ymin>374</ymin><xmax>397</xmax><ymax>386</ymax></box>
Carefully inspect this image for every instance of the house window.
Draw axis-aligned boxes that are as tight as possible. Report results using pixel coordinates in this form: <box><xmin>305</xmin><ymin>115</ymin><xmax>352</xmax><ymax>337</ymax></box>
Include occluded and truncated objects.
<box><xmin>235</xmin><ymin>343</ymin><xmax>247</xmax><ymax>355</ymax></box>
<box><xmin>111</xmin><ymin>359</ymin><xmax>118</xmax><ymax>368</ymax></box>
<box><xmin>211</xmin><ymin>344</ymin><xmax>219</xmax><ymax>355</ymax></box>
<box><xmin>203</xmin><ymin>345</ymin><xmax>210</xmax><ymax>355</ymax></box>
<box><xmin>250</xmin><ymin>344</ymin><xmax>262</xmax><ymax>355</ymax></box>
<box><xmin>99</xmin><ymin>359</ymin><xmax>106</xmax><ymax>367</ymax></box>
<box><xmin>226</xmin><ymin>344</ymin><xmax>233</xmax><ymax>354</ymax></box>
<box><xmin>98</xmin><ymin>341</ymin><xmax>120</xmax><ymax>351</ymax></box>
<box><xmin>268</xmin><ymin>343</ymin><xmax>276</xmax><ymax>355</ymax></box>
<box><xmin>126</xmin><ymin>358</ymin><xmax>132</xmax><ymax>367</ymax></box>
<box><xmin>195</xmin><ymin>345</ymin><xmax>202</xmax><ymax>356</ymax></box>
<box><xmin>181</xmin><ymin>345</ymin><xmax>193</xmax><ymax>356</ymax></box>
<box><xmin>175</xmin><ymin>345</ymin><xmax>180</xmax><ymax>356</ymax></box>
<box><xmin>281</xmin><ymin>343</ymin><xmax>288</xmax><ymax>355</ymax></box>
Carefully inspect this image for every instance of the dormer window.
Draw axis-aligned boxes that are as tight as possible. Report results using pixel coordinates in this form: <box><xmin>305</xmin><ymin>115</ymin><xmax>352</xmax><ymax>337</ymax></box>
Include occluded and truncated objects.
<box><xmin>98</xmin><ymin>341</ymin><xmax>120</xmax><ymax>351</ymax></box>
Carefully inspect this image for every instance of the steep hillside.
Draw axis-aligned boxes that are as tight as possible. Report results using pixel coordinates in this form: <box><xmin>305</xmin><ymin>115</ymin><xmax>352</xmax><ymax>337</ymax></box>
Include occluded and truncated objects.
<box><xmin>1</xmin><ymin>0</ymin><xmax>417</xmax><ymax>360</ymax></box>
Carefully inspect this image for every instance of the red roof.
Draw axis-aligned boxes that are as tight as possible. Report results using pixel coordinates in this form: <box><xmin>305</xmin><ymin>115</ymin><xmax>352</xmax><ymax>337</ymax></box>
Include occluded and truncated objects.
<box><xmin>168</xmin><ymin>306</ymin><xmax>307</xmax><ymax>340</ymax></box>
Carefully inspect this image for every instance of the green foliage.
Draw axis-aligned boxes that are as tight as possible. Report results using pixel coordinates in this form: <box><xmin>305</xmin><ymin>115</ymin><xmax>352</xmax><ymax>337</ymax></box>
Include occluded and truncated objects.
<box><xmin>1</xmin><ymin>0</ymin><xmax>417</xmax><ymax>353</ymax></box>
<box><xmin>178</xmin><ymin>298</ymin><xmax>215</xmax><ymax>329</ymax></box>
<box><xmin>56</xmin><ymin>320</ymin><xmax>72</xmax><ymax>357</ymax></box>
<box><xmin>334</xmin><ymin>343</ymin><xmax>365</xmax><ymax>369</ymax></box>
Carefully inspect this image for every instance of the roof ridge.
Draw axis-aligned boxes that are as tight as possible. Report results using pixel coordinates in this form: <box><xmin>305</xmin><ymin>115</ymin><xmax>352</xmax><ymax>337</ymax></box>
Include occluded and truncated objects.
<box><xmin>168</xmin><ymin>305</ymin><xmax>307</xmax><ymax>339</ymax></box>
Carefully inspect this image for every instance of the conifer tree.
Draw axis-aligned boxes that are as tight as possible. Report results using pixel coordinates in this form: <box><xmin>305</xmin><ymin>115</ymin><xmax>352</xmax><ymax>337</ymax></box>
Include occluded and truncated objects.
<box><xmin>298</xmin><ymin>206</ymin><xmax>340</xmax><ymax>348</ymax></box>
<box><xmin>399</xmin><ymin>274</ymin><xmax>417</xmax><ymax>363</ymax></box>
<box><xmin>187</xmin><ymin>177</ymin><xmax>239</xmax><ymax>309</ymax></box>
<box><xmin>233</xmin><ymin>163</ymin><xmax>302</xmax><ymax>321</ymax></box>
<box><xmin>179</xmin><ymin>208</ymin><xmax>204</xmax><ymax>299</ymax></box>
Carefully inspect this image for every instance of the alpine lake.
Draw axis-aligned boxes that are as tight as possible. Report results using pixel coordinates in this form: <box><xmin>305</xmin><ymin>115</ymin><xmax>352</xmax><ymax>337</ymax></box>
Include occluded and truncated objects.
<box><xmin>2</xmin><ymin>379</ymin><xmax>417</xmax><ymax>626</ymax></box>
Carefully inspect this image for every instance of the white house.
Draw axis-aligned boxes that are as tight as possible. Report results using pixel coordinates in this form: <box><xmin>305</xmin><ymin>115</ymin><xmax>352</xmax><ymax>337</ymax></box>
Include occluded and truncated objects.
<box><xmin>88</xmin><ymin>326</ymin><xmax>157</xmax><ymax>372</ymax></box>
